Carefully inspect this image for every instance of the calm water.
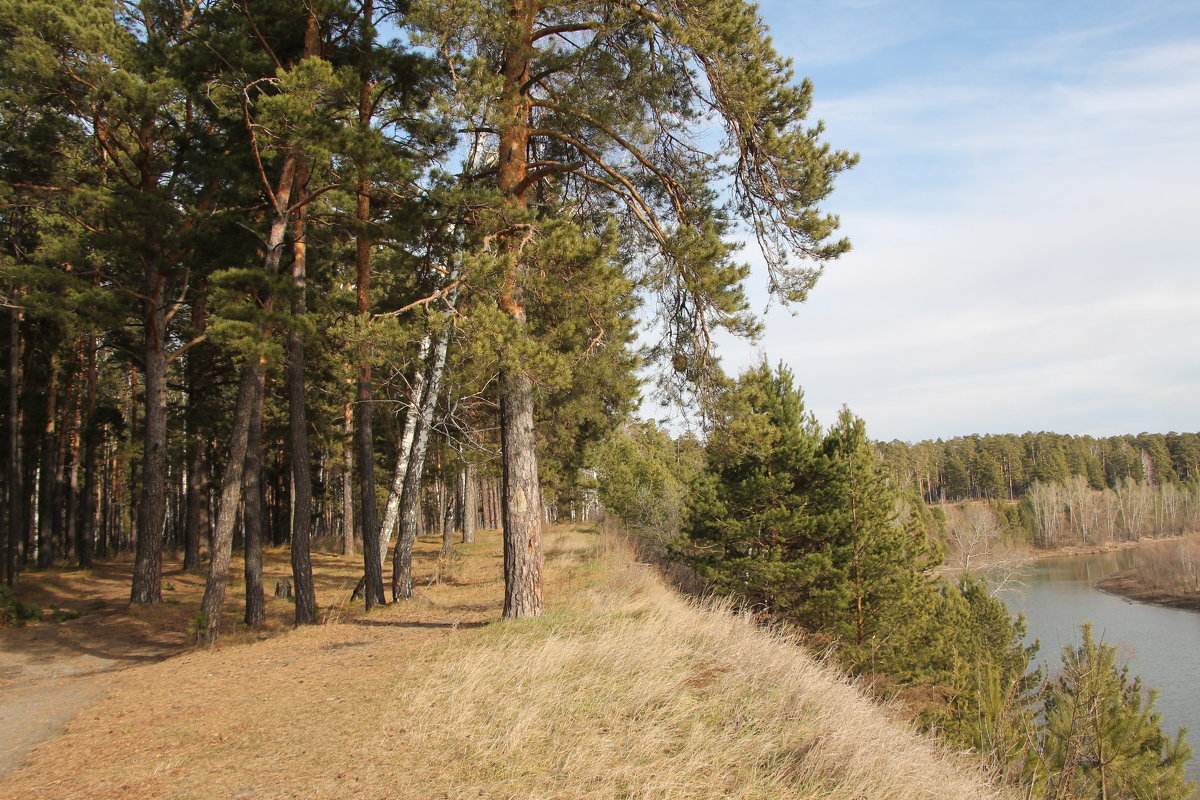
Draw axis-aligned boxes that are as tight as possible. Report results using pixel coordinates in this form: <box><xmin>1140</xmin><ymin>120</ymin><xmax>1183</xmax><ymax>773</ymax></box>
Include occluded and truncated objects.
<box><xmin>998</xmin><ymin>548</ymin><xmax>1200</xmax><ymax>784</ymax></box>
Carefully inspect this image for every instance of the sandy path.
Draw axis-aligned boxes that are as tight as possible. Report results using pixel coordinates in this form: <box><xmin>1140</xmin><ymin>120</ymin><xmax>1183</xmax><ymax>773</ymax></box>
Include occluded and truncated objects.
<box><xmin>0</xmin><ymin>533</ymin><xmax>508</xmax><ymax>797</ymax></box>
<box><xmin>0</xmin><ymin>616</ymin><xmax>185</xmax><ymax>776</ymax></box>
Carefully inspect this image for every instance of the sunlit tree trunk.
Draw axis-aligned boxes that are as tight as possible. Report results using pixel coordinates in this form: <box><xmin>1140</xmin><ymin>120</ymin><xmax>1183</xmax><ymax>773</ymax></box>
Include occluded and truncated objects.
<box><xmin>461</xmin><ymin>462</ymin><xmax>476</xmax><ymax>544</ymax></box>
<box><xmin>341</xmin><ymin>402</ymin><xmax>355</xmax><ymax>556</ymax></box>
<box><xmin>380</xmin><ymin>335</ymin><xmax>430</xmax><ymax>568</ymax></box>
<box><xmin>392</xmin><ymin>328</ymin><xmax>450</xmax><ymax>600</ymax></box>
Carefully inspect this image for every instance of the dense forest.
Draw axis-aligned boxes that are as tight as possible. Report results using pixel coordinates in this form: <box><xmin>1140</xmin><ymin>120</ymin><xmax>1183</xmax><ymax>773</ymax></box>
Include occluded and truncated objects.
<box><xmin>878</xmin><ymin>433</ymin><xmax>1200</xmax><ymax>551</ymax></box>
<box><xmin>878</xmin><ymin>431</ymin><xmax>1200</xmax><ymax>503</ymax></box>
<box><xmin>0</xmin><ymin>0</ymin><xmax>853</xmax><ymax>632</ymax></box>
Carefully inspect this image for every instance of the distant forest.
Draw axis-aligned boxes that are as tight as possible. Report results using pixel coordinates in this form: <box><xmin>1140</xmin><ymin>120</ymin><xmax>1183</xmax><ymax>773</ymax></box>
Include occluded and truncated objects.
<box><xmin>877</xmin><ymin>432</ymin><xmax>1200</xmax><ymax>504</ymax></box>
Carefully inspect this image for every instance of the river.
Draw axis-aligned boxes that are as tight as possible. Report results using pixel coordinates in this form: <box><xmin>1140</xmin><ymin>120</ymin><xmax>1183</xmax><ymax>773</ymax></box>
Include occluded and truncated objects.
<box><xmin>998</xmin><ymin>547</ymin><xmax>1200</xmax><ymax>784</ymax></box>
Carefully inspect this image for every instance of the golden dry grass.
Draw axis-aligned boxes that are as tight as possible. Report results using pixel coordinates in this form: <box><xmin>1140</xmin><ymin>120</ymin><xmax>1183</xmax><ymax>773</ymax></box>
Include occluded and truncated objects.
<box><xmin>0</xmin><ymin>527</ymin><xmax>1010</xmax><ymax>799</ymax></box>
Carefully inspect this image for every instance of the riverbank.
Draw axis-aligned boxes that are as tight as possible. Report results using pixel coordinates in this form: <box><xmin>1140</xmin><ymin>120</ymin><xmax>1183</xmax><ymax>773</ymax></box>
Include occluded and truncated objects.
<box><xmin>1095</xmin><ymin>569</ymin><xmax>1200</xmax><ymax>612</ymax></box>
<box><xmin>1020</xmin><ymin>535</ymin><xmax>1200</xmax><ymax>613</ymax></box>
<box><xmin>1029</xmin><ymin>535</ymin><xmax>1189</xmax><ymax>560</ymax></box>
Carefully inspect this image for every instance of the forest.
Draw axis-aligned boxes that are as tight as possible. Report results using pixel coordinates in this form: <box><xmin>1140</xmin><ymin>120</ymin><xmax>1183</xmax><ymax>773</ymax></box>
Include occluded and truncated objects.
<box><xmin>0</xmin><ymin>0</ymin><xmax>853</xmax><ymax>633</ymax></box>
<box><xmin>878</xmin><ymin>431</ymin><xmax>1200</xmax><ymax>504</ymax></box>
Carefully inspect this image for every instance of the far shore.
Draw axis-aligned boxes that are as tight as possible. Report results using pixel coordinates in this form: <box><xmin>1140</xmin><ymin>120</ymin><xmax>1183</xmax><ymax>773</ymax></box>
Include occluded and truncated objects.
<box><xmin>1029</xmin><ymin>534</ymin><xmax>1190</xmax><ymax>561</ymax></box>
<box><xmin>1095</xmin><ymin>569</ymin><xmax>1200</xmax><ymax>612</ymax></box>
<box><xmin>1022</xmin><ymin>533</ymin><xmax>1200</xmax><ymax>613</ymax></box>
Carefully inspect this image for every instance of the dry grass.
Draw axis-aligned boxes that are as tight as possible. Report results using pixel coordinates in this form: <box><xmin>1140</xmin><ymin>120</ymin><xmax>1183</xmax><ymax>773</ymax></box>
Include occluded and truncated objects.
<box><xmin>1</xmin><ymin>527</ymin><xmax>1009</xmax><ymax>800</ymax></box>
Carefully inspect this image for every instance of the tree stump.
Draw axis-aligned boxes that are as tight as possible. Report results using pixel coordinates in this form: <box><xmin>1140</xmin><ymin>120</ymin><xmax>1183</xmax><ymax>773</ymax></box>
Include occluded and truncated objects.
<box><xmin>274</xmin><ymin>579</ymin><xmax>293</xmax><ymax>601</ymax></box>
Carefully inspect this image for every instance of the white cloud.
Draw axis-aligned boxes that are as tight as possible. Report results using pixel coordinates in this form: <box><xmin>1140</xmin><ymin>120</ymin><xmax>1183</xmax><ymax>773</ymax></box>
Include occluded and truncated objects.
<box><xmin>715</xmin><ymin>26</ymin><xmax>1200</xmax><ymax>441</ymax></box>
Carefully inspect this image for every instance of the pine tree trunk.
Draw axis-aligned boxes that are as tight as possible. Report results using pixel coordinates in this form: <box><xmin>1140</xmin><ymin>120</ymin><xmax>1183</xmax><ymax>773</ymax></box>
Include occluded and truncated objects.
<box><xmin>131</xmin><ymin>269</ymin><xmax>168</xmax><ymax>603</ymax></box>
<box><xmin>200</xmin><ymin>154</ymin><xmax>295</xmax><ymax>637</ymax></box>
<box><xmin>438</xmin><ymin>457</ymin><xmax>454</xmax><ymax>557</ymax></box>
<box><xmin>183</xmin><ymin>284</ymin><xmax>209</xmax><ymax>572</ymax></box>
<box><xmin>183</xmin><ymin>427</ymin><xmax>209</xmax><ymax>570</ymax></box>
<box><xmin>97</xmin><ymin>435</ymin><xmax>111</xmax><ymax>560</ymax></box>
<box><xmin>354</xmin><ymin>4</ymin><xmax>385</xmax><ymax>608</ymax></box>
<box><xmin>356</xmin><ymin>363</ymin><xmax>384</xmax><ymax>607</ymax></box>
<box><xmin>441</xmin><ymin>476</ymin><xmax>456</xmax><ymax>557</ymax></box>
<box><xmin>77</xmin><ymin>334</ymin><xmax>97</xmax><ymax>568</ymax></box>
<box><xmin>488</xmin><ymin>478</ymin><xmax>499</xmax><ymax>530</ymax></box>
<box><xmin>243</xmin><ymin>385</ymin><xmax>266</xmax><ymax>627</ymax></box>
<box><xmin>287</xmin><ymin>156</ymin><xmax>318</xmax><ymax>625</ymax></box>
<box><xmin>5</xmin><ymin>293</ymin><xmax>21</xmax><ymax>585</ymax></box>
<box><xmin>201</xmin><ymin>362</ymin><xmax>264</xmax><ymax>638</ymax></box>
<box><xmin>341</xmin><ymin>403</ymin><xmax>354</xmax><ymax>556</ymax></box>
<box><xmin>495</xmin><ymin>0</ymin><xmax>544</xmax><ymax>618</ymax></box>
<box><xmin>500</xmin><ymin>369</ymin><xmax>543</xmax><ymax>617</ymax></box>
<box><xmin>63</xmin><ymin>370</ymin><xmax>81</xmax><ymax>563</ymax></box>
<box><xmin>37</xmin><ymin>351</ymin><xmax>61</xmax><ymax>568</ymax></box>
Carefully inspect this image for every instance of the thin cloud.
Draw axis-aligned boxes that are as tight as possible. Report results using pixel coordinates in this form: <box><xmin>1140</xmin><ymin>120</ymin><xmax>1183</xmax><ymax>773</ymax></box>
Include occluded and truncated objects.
<box><xmin>713</xmin><ymin>12</ymin><xmax>1200</xmax><ymax>441</ymax></box>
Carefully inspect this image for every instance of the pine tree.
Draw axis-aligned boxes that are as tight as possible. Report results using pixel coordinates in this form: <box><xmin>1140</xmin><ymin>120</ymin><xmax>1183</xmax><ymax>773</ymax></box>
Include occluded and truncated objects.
<box><xmin>683</xmin><ymin>362</ymin><xmax>825</xmax><ymax>617</ymax></box>
<box><xmin>683</xmin><ymin>370</ymin><xmax>942</xmax><ymax>674</ymax></box>
<box><xmin>804</xmin><ymin>406</ymin><xmax>939</xmax><ymax>670</ymax></box>
<box><xmin>410</xmin><ymin>0</ymin><xmax>856</xmax><ymax>616</ymax></box>
<box><xmin>1031</xmin><ymin>624</ymin><xmax>1193</xmax><ymax>800</ymax></box>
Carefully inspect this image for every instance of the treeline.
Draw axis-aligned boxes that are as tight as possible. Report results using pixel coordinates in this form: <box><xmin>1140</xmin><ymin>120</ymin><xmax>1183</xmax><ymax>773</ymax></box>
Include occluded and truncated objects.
<box><xmin>595</xmin><ymin>364</ymin><xmax>1194</xmax><ymax>799</ymax></box>
<box><xmin>0</xmin><ymin>0</ymin><xmax>854</xmax><ymax>632</ymax></box>
<box><xmin>878</xmin><ymin>432</ymin><xmax>1200</xmax><ymax>504</ymax></box>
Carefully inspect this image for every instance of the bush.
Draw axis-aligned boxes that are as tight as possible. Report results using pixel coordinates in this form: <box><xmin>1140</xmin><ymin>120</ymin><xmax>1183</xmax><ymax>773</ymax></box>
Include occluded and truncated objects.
<box><xmin>0</xmin><ymin>585</ymin><xmax>41</xmax><ymax>626</ymax></box>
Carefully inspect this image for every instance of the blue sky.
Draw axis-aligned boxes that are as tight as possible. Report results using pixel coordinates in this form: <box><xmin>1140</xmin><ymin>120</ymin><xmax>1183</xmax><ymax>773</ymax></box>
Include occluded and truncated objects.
<box><xmin>707</xmin><ymin>0</ymin><xmax>1200</xmax><ymax>442</ymax></box>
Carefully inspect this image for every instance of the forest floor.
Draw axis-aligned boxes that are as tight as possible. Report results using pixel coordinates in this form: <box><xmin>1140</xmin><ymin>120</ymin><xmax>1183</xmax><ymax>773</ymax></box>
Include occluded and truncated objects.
<box><xmin>0</xmin><ymin>527</ymin><xmax>1008</xmax><ymax>800</ymax></box>
<box><xmin>0</xmin><ymin>534</ymin><xmax>480</xmax><ymax>781</ymax></box>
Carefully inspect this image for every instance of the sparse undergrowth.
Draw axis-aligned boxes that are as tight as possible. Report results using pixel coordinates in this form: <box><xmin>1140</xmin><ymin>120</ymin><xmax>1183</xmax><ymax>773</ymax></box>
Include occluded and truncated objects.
<box><xmin>0</xmin><ymin>585</ymin><xmax>40</xmax><ymax>626</ymax></box>
<box><xmin>0</xmin><ymin>527</ymin><xmax>1008</xmax><ymax>799</ymax></box>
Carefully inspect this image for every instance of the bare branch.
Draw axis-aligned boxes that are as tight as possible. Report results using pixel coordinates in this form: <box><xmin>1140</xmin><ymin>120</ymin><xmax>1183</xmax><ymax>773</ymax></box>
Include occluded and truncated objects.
<box><xmin>530</xmin><ymin>128</ymin><xmax>670</xmax><ymax>247</ymax></box>
<box><xmin>513</xmin><ymin>159</ymin><xmax>585</xmax><ymax>195</ymax></box>
<box><xmin>374</xmin><ymin>279</ymin><xmax>466</xmax><ymax>319</ymax></box>
<box><xmin>533</xmin><ymin>100</ymin><xmax>691</xmax><ymax>219</ymax></box>
<box><xmin>532</xmin><ymin>22</ymin><xmax>600</xmax><ymax>41</ymax></box>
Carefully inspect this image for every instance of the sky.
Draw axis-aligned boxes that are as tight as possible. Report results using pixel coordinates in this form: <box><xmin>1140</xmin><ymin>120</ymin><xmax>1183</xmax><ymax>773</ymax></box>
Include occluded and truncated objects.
<box><xmin>698</xmin><ymin>0</ymin><xmax>1200</xmax><ymax>442</ymax></box>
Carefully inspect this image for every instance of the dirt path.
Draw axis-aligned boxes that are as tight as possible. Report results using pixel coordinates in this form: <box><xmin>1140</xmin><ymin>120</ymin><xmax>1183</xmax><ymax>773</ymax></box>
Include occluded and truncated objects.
<box><xmin>0</xmin><ymin>606</ymin><xmax>188</xmax><ymax>776</ymax></box>
<box><xmin>0</xmin><ymin>534</ymin><xmax>507</xmax><ymax>795</ymax></box>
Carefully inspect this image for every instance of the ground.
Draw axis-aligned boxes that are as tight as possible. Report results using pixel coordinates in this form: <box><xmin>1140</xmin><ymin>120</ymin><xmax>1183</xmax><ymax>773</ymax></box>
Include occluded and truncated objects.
<box><xmin>0</xmin><ymin>527</ymin><xmax>1007</xmax><ymax>800</ymax></box>
<box><xmin>0</xmin><ymin>532</ymin><xmax>493</xmax><ymax>786</ymax></box>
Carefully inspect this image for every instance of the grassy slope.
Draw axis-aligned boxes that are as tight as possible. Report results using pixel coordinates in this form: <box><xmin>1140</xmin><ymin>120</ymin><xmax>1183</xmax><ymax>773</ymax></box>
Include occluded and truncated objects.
<box><xmin>0</xmin><ymin>527</ymin><xmax>1009</xmax><ymax>800</ymax></box>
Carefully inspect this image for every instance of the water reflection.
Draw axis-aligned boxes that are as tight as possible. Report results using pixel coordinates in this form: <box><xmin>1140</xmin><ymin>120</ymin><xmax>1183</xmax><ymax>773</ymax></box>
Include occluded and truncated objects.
<box><xmin>999</xmin><ymin>547</ymin><xmax>1200</xmax><ymax>783</ymax></box>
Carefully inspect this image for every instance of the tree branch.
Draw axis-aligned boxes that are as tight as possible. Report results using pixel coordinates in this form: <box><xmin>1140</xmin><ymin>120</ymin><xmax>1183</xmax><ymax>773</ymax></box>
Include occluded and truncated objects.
<box><xmin>513</xmin><ymin>159</ymin><xmax>585</xmax><ymax>195</ymax></box>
